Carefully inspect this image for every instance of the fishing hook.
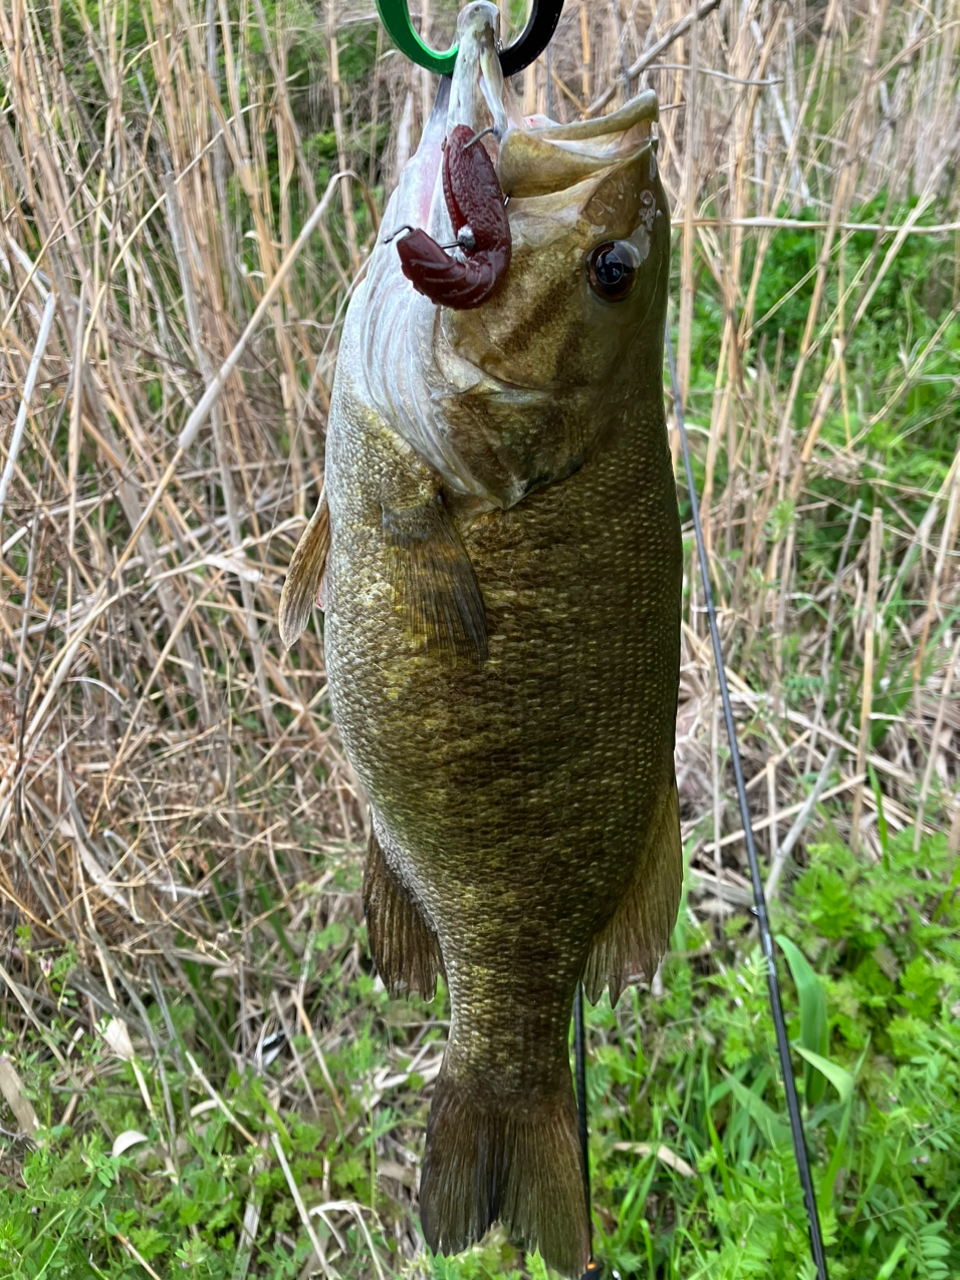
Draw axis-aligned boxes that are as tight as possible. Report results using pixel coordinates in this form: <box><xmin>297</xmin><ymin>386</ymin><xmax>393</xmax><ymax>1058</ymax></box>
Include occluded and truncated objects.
<box><xmin>375</xmin><ymin>0</ymin><xmax>565</xmax><ymax>78</ymax></box>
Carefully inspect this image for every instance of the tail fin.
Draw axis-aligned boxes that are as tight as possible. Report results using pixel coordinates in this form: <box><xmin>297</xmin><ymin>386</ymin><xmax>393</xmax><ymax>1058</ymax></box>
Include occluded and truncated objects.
<box><xmin>419</xmin><ymin>1067</ymin><xmax>589</xmax><ymax>1278</ymax></box>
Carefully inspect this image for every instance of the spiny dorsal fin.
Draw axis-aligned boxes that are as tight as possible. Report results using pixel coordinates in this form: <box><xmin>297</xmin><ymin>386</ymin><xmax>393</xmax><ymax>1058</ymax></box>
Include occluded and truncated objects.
<box><xmin>382</xmin><ymin>493</ymin><xmax>488</xmax><ymax>667</ymax></box>
<box><xmin>278</xmin><ymin>490</ymin><xmax>330</xmax><ymax>649</ymax></box>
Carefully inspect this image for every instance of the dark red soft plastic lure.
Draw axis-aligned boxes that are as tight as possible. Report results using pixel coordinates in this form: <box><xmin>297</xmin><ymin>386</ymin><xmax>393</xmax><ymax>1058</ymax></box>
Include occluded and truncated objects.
<box><xmin>396</xmin><ymin>124</ymin><xmax>511</xmax><ymax>309</ymax></box>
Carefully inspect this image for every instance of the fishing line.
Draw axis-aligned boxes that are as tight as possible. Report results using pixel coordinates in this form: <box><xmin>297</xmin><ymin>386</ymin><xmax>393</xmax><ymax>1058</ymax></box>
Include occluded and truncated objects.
<box><xmin>664</xmin><ymin>325</ymin><xmax>830</xmax><ymax>1280</ymax></box>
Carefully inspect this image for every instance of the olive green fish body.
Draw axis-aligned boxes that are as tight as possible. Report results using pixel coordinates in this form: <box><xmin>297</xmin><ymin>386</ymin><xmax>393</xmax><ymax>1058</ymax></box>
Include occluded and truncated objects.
<box><xmin>324</xmin><ymin>350</ymin><xmax>681</xmax><ymax>1022</ymax></box>
<box><xmin>324</xmin><ymin>354</ymin><xmax>680</xmax><ymax>1275</ymax></box>
<box><xmin>281</xmin><ymin>5</ymin><xmax>682</xmax><ymax>1273</ymax></box>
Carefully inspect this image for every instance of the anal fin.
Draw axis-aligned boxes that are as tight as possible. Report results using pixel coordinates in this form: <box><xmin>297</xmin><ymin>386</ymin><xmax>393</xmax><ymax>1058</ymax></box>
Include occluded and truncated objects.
<box><xmin>363</xmin><ymin>825</ymin><xmax>444</xmax><ymax>1000</ymax></box>
<box><xmin>583</xmin><ymin>779</ymin><xmax>683</xmax><ymax>1005</ymax></box>
<box><xmin>382</xmin><ymin>493</ymin><xmax>488</xmax><ymax>667</ymax></box>
<box><xmin>279</xmin><ymin>489</ymin><xmax>330</xmax><ymax>648</ymax></box>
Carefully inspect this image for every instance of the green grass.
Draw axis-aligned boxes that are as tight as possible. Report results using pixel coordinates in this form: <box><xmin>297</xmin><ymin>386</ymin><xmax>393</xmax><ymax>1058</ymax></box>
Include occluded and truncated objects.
<box><xmin>3</xmin><ymin>827</ymin><xmax>958</xmax><ymax>1278</ymax></box>
<box><xmin>587</xmin><ymin>830</ymin><xmax>960</xmax><ymax>1279</ymax></box>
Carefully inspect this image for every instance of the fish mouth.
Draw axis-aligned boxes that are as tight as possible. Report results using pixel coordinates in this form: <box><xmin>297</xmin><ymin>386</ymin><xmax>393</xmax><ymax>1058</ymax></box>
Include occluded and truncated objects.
<box><xmin>447</xmin><ymin>1</ymin><xmax>659</xmax><ymax>199</ymax></box>
<box><xmin>395</xmin><ymin>2</ymin><xmax>659</xmax><ymax>241</ymax></box>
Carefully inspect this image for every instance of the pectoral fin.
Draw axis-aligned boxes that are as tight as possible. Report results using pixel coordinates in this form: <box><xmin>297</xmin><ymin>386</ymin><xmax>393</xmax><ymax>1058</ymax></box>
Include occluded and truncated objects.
<box><xmin>382</xmin><ymin>493</ymin><xmax>488</xmax><ymax>666</ymax></box>
<box><xmin>583</xmin><ymin>779</ymin><xmax>683</xmax><ymax>1005</ymax></box>
<box><xmin>278</xmin><ymin>491</ymin><xmax>330</xmax><ymax>648</ymax></box>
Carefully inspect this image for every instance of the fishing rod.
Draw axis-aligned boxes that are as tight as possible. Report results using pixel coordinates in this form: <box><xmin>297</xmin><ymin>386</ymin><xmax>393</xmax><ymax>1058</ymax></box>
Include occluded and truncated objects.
<box><xmin>662</xmin><ymin>326</ymin><xmax>830</xmax><ymax>1280</ymax></box>
<box><xmin>572</xmin><ymin>335</ymin><xmax>833</xmax><ymax>1280</ymax></box>
<box><xmin>573</xmin><ymin>335</ymin><xmax>833</xmax><ymax>1280</ymax></box>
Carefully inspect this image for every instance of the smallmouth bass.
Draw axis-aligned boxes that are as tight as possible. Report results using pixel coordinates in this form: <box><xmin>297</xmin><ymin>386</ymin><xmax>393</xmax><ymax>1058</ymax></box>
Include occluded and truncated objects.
<box><xmin>281</xmin><ymin>4</ymin><xmax>682</xmax><ymax>1273</ymax></box>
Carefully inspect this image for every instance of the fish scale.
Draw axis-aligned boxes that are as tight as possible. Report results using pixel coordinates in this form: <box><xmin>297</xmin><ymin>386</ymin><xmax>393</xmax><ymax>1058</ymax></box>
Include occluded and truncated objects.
<box><xmin>280</xmin><ymin>3</ymin><xmax>682</xmax><ymax>1273</ymax></box>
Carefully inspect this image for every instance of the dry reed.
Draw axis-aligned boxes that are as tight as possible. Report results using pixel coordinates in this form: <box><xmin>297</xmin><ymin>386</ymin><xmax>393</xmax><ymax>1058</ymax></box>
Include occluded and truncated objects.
<box><xmin>0</xmin><ymin>0</ymin><xmax>958</xmax><ymax>1269</ymax></box>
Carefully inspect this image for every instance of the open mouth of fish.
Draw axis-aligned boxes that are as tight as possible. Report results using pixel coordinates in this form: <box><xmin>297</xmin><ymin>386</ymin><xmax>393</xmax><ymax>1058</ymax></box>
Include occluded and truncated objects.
<box><xmin>393</xmin><ymin>0</ymin><xmax>659</xmax><ymax>309</ymax></box>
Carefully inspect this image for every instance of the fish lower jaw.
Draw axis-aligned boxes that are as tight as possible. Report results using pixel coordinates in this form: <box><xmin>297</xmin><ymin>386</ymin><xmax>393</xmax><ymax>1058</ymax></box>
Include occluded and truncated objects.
<box><xmin>445</xmin><ymin>2</ymin><xmax>521</xmax><ymax>151</ymax></box>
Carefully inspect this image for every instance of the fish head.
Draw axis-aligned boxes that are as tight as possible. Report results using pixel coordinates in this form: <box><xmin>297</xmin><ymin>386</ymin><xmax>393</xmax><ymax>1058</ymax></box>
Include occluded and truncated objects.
<box><xmin>456</xmin><ymin>97</ymin><xmax>669</xmax><ymax>398</ymax></box>
<box><xmin>357</xmin><ymin>1</ymin><xmax>671</xmax><ymax>508</ymax></box>
<box><xmin>427</xmin><ymin>2</ymin><xmax>670</xmax><ymax>386</ymax></box>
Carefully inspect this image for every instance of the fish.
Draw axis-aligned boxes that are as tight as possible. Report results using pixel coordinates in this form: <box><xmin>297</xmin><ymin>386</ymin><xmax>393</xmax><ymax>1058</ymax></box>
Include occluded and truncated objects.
<box><xmin>279</xmin><ymin>2</ymin><xmax>682</xmax><ymax>1274</ymax></box>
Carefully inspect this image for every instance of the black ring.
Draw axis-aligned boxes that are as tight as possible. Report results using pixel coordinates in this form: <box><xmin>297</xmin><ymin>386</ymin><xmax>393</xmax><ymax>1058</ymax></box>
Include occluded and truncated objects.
<box><xmin>499</xmin><ymin>0</ymin><xmax>565</xmax><ymax>77</ymax></box>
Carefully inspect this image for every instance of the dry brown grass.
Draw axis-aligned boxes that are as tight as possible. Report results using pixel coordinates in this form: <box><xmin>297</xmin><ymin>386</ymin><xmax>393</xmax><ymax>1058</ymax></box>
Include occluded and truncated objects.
<box><xmin>0</xmin><ymin>0</ymin><xmax>958</xmax><ymax>1270</ymax></box>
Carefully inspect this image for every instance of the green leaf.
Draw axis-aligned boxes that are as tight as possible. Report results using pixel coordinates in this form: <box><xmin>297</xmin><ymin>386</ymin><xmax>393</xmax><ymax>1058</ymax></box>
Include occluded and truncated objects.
<box><xmin>868</xmin><ymin>763</ymin><xmax>889</xmax><ymax>862</ymax></box>
<box><xmin>723</xmin><ymin>1071</ymin><xmax>791</xmax><ymax>1146</ymax></box>
<box><xmin>793</xmin><ymin>1047</ymin><xmax>854</xmax><ymax>1104</ymax></box>
<box><xmin>777</xmin><ymin>934</ymin><xmax>829</xmax><ymax>1106</ymax></box>
<box><xmin>876</xmin><ymin>1236</ymin><xmax>908</xmax><ymax>1279</ymax></box>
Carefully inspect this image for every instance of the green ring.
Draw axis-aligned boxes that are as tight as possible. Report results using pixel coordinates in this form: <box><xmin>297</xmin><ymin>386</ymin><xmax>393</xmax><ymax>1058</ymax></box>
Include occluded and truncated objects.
<box><xmin>375</xmin><ymin>0</ymin><xmax>458</xmax><ymax>75</ymax></box>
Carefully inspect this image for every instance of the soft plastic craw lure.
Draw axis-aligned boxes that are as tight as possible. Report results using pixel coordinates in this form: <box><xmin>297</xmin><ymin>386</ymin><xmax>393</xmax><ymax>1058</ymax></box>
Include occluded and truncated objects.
<box><xmin>396</xmin><ymin>124</ymin><xmax>511</xmax><ymax>309</ymax></box>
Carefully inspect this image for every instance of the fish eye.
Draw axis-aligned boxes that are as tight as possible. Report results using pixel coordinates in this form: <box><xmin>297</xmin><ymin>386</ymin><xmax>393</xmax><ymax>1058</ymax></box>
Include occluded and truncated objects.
<box><xmin>587</xmin><ymin>240</ymin><xmax>642</xmax><ymax>301</ymax></box>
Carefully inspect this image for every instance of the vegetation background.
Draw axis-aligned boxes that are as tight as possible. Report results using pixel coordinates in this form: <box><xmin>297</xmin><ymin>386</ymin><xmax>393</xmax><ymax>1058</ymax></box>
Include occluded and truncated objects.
<box><xmin>0</xmin><ymin>0</ymin><xmax>958</xmax><ymax>1276</ymax></box>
